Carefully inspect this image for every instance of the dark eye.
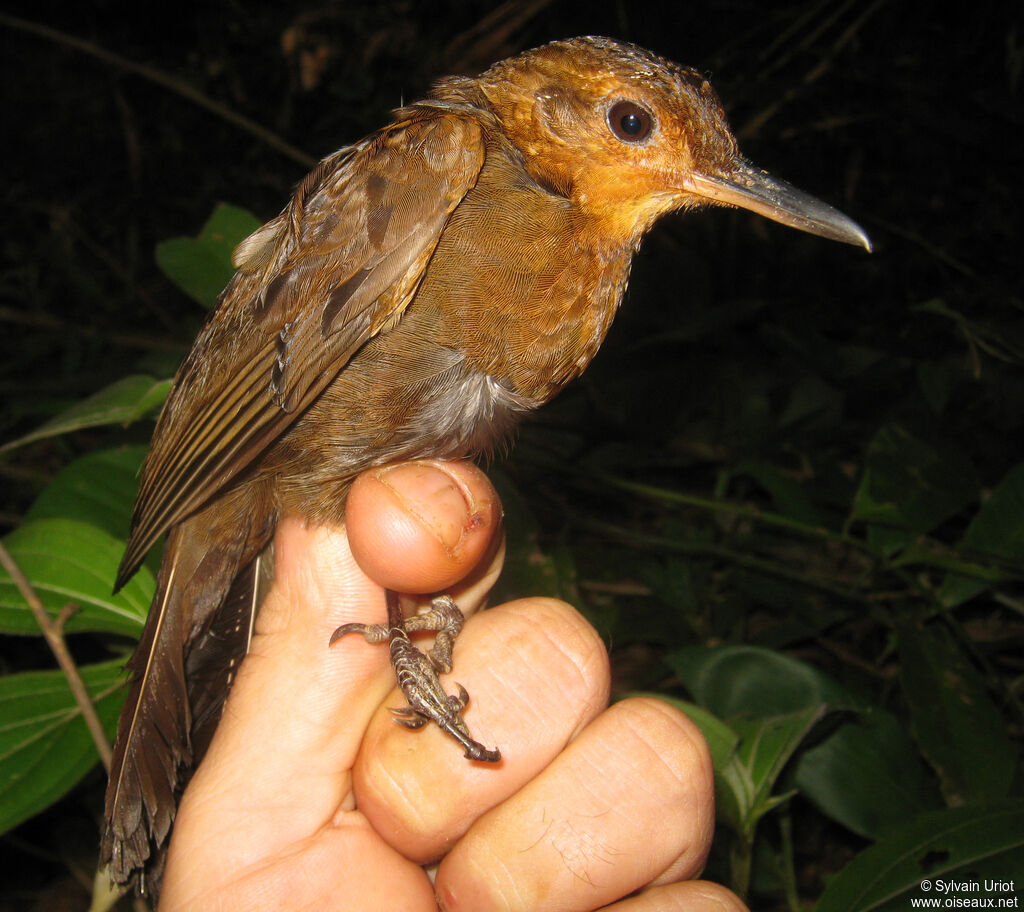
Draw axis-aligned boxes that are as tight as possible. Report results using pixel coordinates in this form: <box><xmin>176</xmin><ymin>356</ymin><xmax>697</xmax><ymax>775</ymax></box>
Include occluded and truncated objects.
<box><xmin>608</xmin><ymin>100</ymin><xmax>653</xmax><ymax>142</ymax></box>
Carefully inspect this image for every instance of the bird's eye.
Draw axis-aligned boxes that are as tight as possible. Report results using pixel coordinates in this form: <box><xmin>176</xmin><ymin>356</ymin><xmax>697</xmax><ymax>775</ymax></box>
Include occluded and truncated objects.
<box><xmin>608</xmin><ymin>101</ymin><xmax>653</xmax><ymax>142</ymax></box>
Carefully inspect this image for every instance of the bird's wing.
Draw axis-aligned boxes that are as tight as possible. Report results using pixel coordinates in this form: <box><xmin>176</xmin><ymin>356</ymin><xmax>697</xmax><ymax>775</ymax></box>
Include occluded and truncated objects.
<box><xmin>117</xmin><ymin>112</ymin><xmax>486</xmax><ymax>585</ymax></box>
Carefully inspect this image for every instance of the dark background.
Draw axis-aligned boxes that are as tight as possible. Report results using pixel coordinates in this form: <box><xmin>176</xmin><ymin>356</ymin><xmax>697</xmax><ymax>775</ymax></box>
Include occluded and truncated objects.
<box><xmin>1</xmin><ymin>1</ymin><xmax>1021</xmax><ymax>909</ymax></box>
<box><xmin>3</xmin><ymin>0</ymin><xmax>1018</xmax><ymax>415</ymax></box>
<box><xmin>1</xmin><ymin>1</ymin><xmax>1018</xmax><ymax>461</ymax></box>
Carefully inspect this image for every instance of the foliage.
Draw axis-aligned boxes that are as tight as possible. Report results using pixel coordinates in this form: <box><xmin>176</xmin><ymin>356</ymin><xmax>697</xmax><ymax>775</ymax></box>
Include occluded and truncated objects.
<box><xmin>1</xmin><ymin>1</ymin><xmax>1021</xmax><ymax>909</ymax></box>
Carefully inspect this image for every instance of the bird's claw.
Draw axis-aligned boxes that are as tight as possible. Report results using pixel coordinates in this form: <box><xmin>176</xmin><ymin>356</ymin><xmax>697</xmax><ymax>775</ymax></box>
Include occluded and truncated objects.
<box><xmin>330</xmin><ymin>592</ymin><xmax>500</xmax><ymax>763</ymax></box>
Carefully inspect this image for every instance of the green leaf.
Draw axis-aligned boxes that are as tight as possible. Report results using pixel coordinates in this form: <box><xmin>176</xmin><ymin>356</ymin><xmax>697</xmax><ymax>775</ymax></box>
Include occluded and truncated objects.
<box><xmin>665</xmin><ymin>644</ymin><xmax>850</xmax><ymax>718</ymax></box>
<box><xmin>777</xmin><ymin>376</ymin><xmax>843</xmax><ymax>430</ymax></box>
<box><xmin>898</xmin><ymin>622</ymin><xmax>1016</xmax><ymax>804</ymax></box>
<box><xmin>916</xmin><ymin>357</ymin><xmax>960</xmax><ymax>414</ymax></box>
<box><xmin>24</xmin><ymin>446</ymin><xmax>146</xmax><ymax>540</ymax></box>
<box><xmin>0</xmin><ymin>519</ymin><xmax>150</xmax><ymax>636</ymax></box>
<box><xmin>892</xmin><ymin>540</ymin><xmax>1010</xmax><ymax>581</ymax></box>
<box><xmin>707</xmin><ymin>706</ymin><xmax>824</xmax><ymax>834</ymax></box>
<box><xmin>0</xmin><ymin>375</ymin><xmax>169</xmax><ymax>453</ymax></box>
<box><xmin>731</xmin><ymin>706</ymin><xmax>825</xmax><ymax>822</ymax></box>
<box><xmin>155</xmin><ymin>203</ymin><xmax>262</xmax><ymax>308</ymax></box>
<box><xmin>814</xmin><ymin>802</ymin><xmax>1024</xmax><ymax>912</ymax></box>
<box><xmin>851</xmin><ymin>425</ymin><xmax>979</xmax><ymax>555</ymax></box>
<box><xmin>0</xmin><ymin>660</ymin><xmax>125</xmax><ymax>835</ymax></box>
<box><xmin>940</xmin><ymin>461</ymin><xmax>1024</xmax><ymax>606</ymax></box>
<box><xmin>795</xmin><ymin>707</ymin><xmax>940</xmax><ymax>838</ymax></box>
<box><xmin>734</xmin><ymin>460</ymin><xmax>823</xmax><ymax>526</ymax></box>
<box><xmin>665</xmin><ymin>647</ymin><xmax>836</xmax><ymax>833</ymax></box>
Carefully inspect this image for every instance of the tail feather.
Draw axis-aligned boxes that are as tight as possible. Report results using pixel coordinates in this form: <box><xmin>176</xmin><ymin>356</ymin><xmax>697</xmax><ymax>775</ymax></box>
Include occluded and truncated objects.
<box><xmin>102</xmin><ymin>539</ymin><xmax>192</xmax><ymax>884</ymax></box>
<box><xmin>101</xmin><ymin>485</ymin><xmax>275</xmax><ymax>891</ymax></box>
<box><xmin>187</xmin><ymin>548</ymin><xmax>272</xmax><ymax>763</ymax></box>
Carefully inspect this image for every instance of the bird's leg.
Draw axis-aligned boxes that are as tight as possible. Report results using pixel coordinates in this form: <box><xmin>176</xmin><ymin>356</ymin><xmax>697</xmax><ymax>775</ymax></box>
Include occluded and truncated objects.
<box><xmin>330</xmin><ymin>590</ymin><xmax>501</xmax><ymax>762</ymax></box>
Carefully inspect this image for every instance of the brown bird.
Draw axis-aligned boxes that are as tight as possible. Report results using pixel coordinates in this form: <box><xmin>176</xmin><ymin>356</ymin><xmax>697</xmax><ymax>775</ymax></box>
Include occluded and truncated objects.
<box><xmin>101</xmin><ymin>35</ymin><xmax>870</xmax><ymax>889</ymax></box>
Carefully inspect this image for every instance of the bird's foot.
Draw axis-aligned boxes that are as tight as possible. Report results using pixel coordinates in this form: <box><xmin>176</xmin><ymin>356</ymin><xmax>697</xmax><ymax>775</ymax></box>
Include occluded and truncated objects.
<box><xmin>330</xmin><ymin>591</ymin><xmax>500</xmax><ymax>763</ymax></box>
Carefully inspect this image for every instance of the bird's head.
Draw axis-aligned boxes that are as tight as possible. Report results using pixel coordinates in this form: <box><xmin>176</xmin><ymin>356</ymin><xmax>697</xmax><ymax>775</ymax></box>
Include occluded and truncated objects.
<box><xmin>456</xmin><ymin>36</ymin><xmax>870</xmax><ymax>251</ymax></box>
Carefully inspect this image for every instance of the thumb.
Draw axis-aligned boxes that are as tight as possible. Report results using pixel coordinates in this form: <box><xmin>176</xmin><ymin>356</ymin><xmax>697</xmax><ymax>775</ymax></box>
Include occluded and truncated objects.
<box><xmin>165</xmin><ymin>460</ymin><xmax>502</xmax><ymax>887</ymax></box>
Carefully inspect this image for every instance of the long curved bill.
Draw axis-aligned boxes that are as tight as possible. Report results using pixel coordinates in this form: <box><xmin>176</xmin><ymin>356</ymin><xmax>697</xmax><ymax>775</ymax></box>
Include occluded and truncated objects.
<box><xmin>686</xmin><ymin>159</ymin><xmax>872</xmax><ymax>251</ymax></box>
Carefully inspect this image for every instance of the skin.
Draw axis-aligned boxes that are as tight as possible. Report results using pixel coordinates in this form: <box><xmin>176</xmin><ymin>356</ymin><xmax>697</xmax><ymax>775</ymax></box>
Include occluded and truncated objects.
<box><xmin>156</xmin><ymin>460</ymin><xmax>750</xmax><ymax>912</ymax></box>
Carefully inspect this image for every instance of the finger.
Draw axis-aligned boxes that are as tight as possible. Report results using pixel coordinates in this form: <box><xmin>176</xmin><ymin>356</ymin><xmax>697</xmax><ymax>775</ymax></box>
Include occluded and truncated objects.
<box><xmin>166</xmin><ymin>519</ymin><xmax>395</xmax><ymax>891</ymax></box>
<box><xmin>346</xmin><ymin>459</ymin><xmax>502</xmax><ymax>598</ymax></box>
<box><xmin>204</xmin><ymin>458</ymin><xmax>503</xmax><ymax>812</ymax></box>
<box><xmin>166</xmin><ymin>461</ymin><xmax>504</xmax><ymax>894</ymax></box>
<box><xmin>434</xmin><ymin>698</ymin><xmax>715</xmax><ymax>912</ymax></box>
<box><xmin>353</xmin><ymin>597</ymin><xmax>611</xmax><ymax>861</ymax></box>
<box><xmin>163</xmin><ymin>823</ymin><xmax>437</xmax><ymax>912</ymax></box>
<box><xmin>602</xmin><ymin>880</ymin><xmax>750</xmax><ymax>912</ymax></box>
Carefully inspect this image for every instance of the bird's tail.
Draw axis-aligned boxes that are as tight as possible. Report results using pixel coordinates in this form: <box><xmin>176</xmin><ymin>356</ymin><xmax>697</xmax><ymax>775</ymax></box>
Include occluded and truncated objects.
<box><xmin>100</xmin><ymin>481</ymin><xmax>275</xmax><ymax>893</ymax></box>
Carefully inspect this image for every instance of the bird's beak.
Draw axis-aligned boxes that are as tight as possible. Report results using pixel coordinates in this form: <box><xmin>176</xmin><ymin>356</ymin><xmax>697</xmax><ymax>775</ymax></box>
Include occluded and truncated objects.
<box><xmin>685</xmin><ymin>159</ymin><xmax>871</xmax><ymax>251</ymax></box>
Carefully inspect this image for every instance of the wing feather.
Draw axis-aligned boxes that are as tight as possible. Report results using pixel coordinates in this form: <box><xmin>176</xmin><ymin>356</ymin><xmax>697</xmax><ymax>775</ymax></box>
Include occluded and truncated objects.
<box><xmin>117</xmin><ymin>112</ymin><xmax>486</xmax><ymax>586</ymax></box>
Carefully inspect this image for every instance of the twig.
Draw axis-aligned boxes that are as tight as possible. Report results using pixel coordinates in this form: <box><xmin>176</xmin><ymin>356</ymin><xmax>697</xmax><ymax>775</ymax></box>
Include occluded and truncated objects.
<box><xmin>757</xmin><ymin>0</ymin><xmax>853</xmax><ymax>76</ymax></box>
<box><xmin>0</xmin><ymin>12</ymin><xmax>316</xmax><ymax>170</ymax></box>
<box><xmin>441</xmin><ymin>0</ymin><xmax>554</xmax><ymax>73</ymax></box>
<box><xmin>577</xmin><ymin>515</ymin><xmax>874</xmax><ymax>606</ymax></box>
<box><xmin>0</xmin><ymin>305</ymin><xmax>187</xmax><ymax>354</ymax></box>
<box><xmin>739</xmin><ymin>0</ymin><xmax>887</xmax><ymax>140</ymax></box>
<box><xmin>49</xmin><ymin>205</ymin><xmax>178</xmax><ymax>335</ymax></box>
<box><xmin>600</xmin><ymin>473</ymin><xmax>867</xmax><ymax>551</ymax></box>
<box><xmin>0</xmin><ymin>542</ymin><xmax>113</xmax><ymax>770</ymax></box>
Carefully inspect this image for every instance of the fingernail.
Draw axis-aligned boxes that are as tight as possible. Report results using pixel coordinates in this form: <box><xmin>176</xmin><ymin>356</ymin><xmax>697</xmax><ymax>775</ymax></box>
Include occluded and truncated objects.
<box><xmin>372</xmin><ymin>462</ymin><xmax>474</xmax><ymax>551</ymax></box>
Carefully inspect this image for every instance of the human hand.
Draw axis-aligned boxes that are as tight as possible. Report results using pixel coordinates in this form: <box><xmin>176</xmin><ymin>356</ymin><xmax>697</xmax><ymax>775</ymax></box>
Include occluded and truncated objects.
<box><xmin>158</xmin><ymin>460</ymin><xmax>747</xmax><ymax>912</ymax></box>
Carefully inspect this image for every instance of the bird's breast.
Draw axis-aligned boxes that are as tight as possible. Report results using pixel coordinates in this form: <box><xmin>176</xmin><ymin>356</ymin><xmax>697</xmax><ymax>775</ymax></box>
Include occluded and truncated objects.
<box><xmin>416</xmin><ymin>160</ymin><xmax>635</xmax><ymax>403</ymax></box>
<box><xmin>269</xmin><ymin>148</ymin><xmax>638</xmax><ymax>520</ymax></box>
<box><xmin>409</xmin><ymin>362</ymin><xmax>539</xmax><ymax>455</ymax></box>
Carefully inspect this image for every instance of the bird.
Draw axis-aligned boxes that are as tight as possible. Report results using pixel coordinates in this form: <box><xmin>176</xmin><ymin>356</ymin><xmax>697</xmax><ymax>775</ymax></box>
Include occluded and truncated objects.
<box><xmin>101</xmin><ymin>34</ymin><xmax>870</xmax><ymax>890</ymax></box>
